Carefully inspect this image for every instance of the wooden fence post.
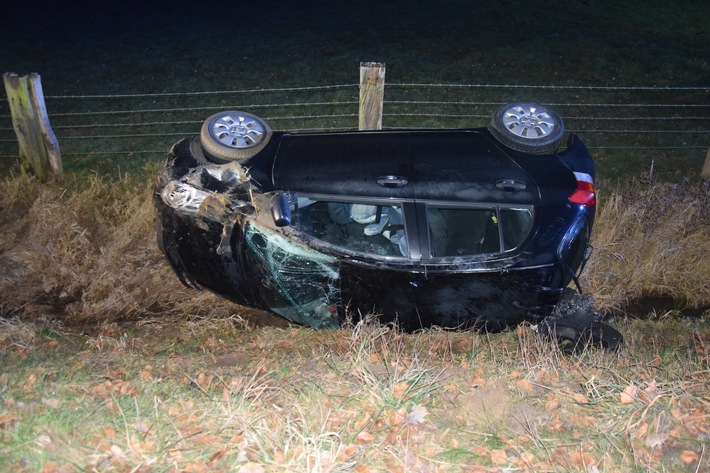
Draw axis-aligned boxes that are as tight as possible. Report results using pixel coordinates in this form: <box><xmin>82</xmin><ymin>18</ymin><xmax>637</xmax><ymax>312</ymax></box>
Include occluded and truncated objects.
<box><xmin>702</xmin><ymin>148</ymin><xmax>710</xmax><ymax>180</ymax></box>
<box><xmin>359</xmin><ymin>62</ymin><xmax>385</xmax><ymax>131</ymax></box>
<box><xmin>3</xmin><ymin>72</ymin><xmax>62</xmax><ymax>181</ymax></box>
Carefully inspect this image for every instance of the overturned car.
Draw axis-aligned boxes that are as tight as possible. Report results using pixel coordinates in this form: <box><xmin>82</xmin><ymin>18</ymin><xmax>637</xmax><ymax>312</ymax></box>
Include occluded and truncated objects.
<box><xmin>155</xmin><ymin>103</ymin><xmax>622</xmax><ymax>350</ymax></box>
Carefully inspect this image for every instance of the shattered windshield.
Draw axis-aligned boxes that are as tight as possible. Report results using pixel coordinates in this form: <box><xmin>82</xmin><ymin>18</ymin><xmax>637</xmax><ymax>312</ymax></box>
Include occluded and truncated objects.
<box><xmin>244</xmin><ymin>222</ymin><xmax>341</xmax><ymax>328</ymax></box>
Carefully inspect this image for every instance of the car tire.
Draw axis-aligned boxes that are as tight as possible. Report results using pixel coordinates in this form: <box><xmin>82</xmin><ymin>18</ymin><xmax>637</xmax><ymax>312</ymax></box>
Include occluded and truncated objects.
<box><xmin>200</xmin><ymin>111</ymin><xmax>272</xmax><ymax>163</ymax></box>
<box><xmin>490</xmin><ymin>102</ymin><xmax>564</xmax><ymax>155</ymax></box>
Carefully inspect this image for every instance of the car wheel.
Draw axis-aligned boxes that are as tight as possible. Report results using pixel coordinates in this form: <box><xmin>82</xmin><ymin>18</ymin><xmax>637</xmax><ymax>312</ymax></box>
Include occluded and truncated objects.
<box><xmin>200</xmin><ymin>111</ymin><xmax>272</xmax><ymax>163</ymax></box>
<box><xmin>490</xmin><ymin>102</ymin><xmax>564</xmax><ymax>155</ymax></box>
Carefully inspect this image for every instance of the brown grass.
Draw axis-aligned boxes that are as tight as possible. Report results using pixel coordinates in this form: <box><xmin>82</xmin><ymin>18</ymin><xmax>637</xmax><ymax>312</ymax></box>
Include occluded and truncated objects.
<box><xmin>0</xmin><ymin>173</ymin><xmax>247</xmax><ymax>325</ymax></box>
<box><xmin>0</xmin><ymin>313</ymin><xmax>707</xmax><ymax>472</ymax></box>
<box><xmin>585</xmin><ymin>180</ymin><xmax>710</xmax><ymax>313</ymax></box>
<box><xmin>0</xmin><ymin>170</ymin><xmax>707</xmax><ymax>471</ymax></box>
<box><xmin>1</xmin><ymin>174</ymin><xmax>708</xmax><ymax>323</ymax></box>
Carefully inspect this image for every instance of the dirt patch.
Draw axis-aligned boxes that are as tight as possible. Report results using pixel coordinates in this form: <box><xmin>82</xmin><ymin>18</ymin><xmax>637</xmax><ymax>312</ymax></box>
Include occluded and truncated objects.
<box><xmin>441</xmin><ymin>378</ymin><xmax>551</xmax><ymax>435</ymax></box>
<box><xmin>458</xmin><ymin>379</ymin><xmax>512</xmax><ymax>426</ymax></box>
<box><xmin>625</xmin><ymin>296</ymin><xmax>710</xmax><ymax>319</ymax></box>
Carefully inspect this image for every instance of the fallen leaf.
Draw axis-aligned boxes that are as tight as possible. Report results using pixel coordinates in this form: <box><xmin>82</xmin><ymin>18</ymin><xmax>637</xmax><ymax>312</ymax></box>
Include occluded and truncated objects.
<box><xmin>679</xmin><ymin>450</ymin><xmax>699</xmax><ymax>465</ymax></box>
<box><xmin>342</xmin><ymin>445</ymin><xmax>358</xmax><ymax>457</ymax></box>
<box><xmin>517</xmin><ymin>379</ymin><xmax>534</xmax><ymax>393</ymax></box>
<box><xmin>634</xmin><ymin>421</ymin><xmax>649</xmax><ymax>439</ymax></box>
<box><xmin>569</xmin><ymin>451</ymin><xmax>596</xmax><ymax>467</ymax></box>
<box><xmin>197</xmin><ymin>372</ymin><xmax>208</xmax><ymax>386</ymax></box>
<box><xmin>354</xmin><ymin>466</ymin><xmax>375</xmax><ymax>473</ymax></box>
<box><xmin>24</xmin><ymin>373</ymin><xmax>37</xmax><ymax>391</ymax></box>
<box><xmin>404</xmin><ymin>405</ymin><xmax>428</xmax><ymax>425</ymax></box>
<box><xmin>620</xmin><ymin>384</ymin><xmax>637</xmax><ymax>404</ymax></box>
<box><xmin>444</xmin><ymin>383</ymin><xmax>458</xmax><ymax>394</ymax></box>
<box><xmin>384</xmin><ymin>427</ymin><xmax>399</xmax><ymax>445</ymax></box>
<box><xmin>117</xmin><ymin>380</ymin><xmax>137</xmax><ymax>397</ymax></box>
<box><xmin>182</xmin><ymin>462</ymin><xmax>209</xmax><ymax>473</ymax></box>
<box><xmin>490</xmin><ymin>449</ymin><xmax>507</xmax><ymax>465</ymax></box>
<box><xmin>518</xmin><ymin>451</ymin><xmax>535</xmax><ymax>465</ymax></box>
<box><xmin>0</xmin><ymin>414</ymin><xmax>19</xmax><ymax>430</ymax></box>
<box><xmin>473</xmin><ymin>446</ymin><xmax>488</xmax><ymax>456</ymax></box>
<box><xmin>139</xmin><ymin>370</ymin><xmax>154</xmax><ymax>381</ymax></box>
<box><xmin>40</xmin><ymin>462</ymin><xmax>56</xmax><ymax>473</ymax></box>
<box><xmin>547</xmin><ymin>419</ymin><xmax>565</xmax><ymax>432</ymax></box>
<box><xmin>394</xmin><ymin>382</ymin><xmax>409</xmax><ymax>398</ymax></box>
<box><xmin>273</xmin><ymin>451</ymin><xmax>286</xmax><ymax>464</ymax></box>
<box><xmin>545</xmin><ymin>396</ymin><xmax>561</xmax><ymax>412</ymax></box>
<box><xmin>356</xmin><ymin>431</ymin><xmax>375</xmax><ymax>445</ymax></box>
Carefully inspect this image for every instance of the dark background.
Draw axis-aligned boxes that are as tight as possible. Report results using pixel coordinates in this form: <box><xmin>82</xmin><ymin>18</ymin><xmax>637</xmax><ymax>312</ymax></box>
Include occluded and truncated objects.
<box><xmin>2</xmin><ymin>0</ymin><xmax>708</xmax><ymax>95</ymax></box>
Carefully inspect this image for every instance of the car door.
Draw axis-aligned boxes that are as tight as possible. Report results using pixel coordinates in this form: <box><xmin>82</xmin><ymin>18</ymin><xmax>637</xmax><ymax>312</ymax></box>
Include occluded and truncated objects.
<box><xmin>340</xmin><ymin>131</ymin><xmax>544</xmax><ymax>330</ymax></box>
<box><xmin>269</xmin><ymin>132</ymin><xmax>416</xmax><ymax>325</ymax></box>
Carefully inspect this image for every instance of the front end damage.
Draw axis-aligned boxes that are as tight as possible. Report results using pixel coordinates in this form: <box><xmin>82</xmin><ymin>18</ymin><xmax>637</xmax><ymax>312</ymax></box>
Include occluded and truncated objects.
<box><xmin>155</xmin><ymin>138</ymin><xmax>341</xmax><ymax>328</ymax></box>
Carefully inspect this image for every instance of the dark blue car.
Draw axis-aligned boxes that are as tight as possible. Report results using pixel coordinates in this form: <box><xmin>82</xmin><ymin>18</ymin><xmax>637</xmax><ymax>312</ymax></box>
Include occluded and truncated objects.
<box><xmin>155</xmin><ymin>103</ymin><xmax>621</xmax><ymax>351</ymax></box>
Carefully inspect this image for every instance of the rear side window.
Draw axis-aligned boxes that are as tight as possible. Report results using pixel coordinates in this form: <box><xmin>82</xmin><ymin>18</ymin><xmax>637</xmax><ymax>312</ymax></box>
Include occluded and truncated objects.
<box><xmin>500</xmin><ymin>208</ymin><xmax>533</xmax><ymax>250</ymax></box>
<box><xmin>426</xmin><ymin>205</ymin><xmax>532</xmax><ymax>258</ymax></box>
<box><xmin>294</xmin><ymin>199</ymin><xmax>409</xmax><ymax>258</ymax></box>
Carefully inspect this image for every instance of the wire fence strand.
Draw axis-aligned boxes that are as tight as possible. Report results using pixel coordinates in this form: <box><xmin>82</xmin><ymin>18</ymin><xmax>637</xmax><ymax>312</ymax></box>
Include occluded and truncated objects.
<box><xmin>1</xmin><ymin>81</ymin><xmax>708</xmax><ymax>177</ymax></box>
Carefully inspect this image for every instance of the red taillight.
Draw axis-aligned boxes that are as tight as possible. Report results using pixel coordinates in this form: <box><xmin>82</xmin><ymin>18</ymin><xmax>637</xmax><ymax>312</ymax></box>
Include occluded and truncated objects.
<box><xmin>569</xmin><ymin>172</ymin><xmax>596</xmax><ymax>206</ymax></box>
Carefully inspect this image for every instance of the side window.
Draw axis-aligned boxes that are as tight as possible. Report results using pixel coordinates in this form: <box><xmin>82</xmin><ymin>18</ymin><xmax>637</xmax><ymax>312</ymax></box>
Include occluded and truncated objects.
<box><xmin>427</xmin><ymin>206</ymin><xmax>499</xmax><ymax>257</ymax></box>
<box><xmin>500</xmin><ymin>208</ymin><xmax>533</xmax><ymax>251</ymax></box>
<box><xmin>427</xmin><ymin>206</ymin><xmax>532</xmax><ymax>257</ymax></box>
<box><xmin>294</xmin><ymin>199</ymin><xmax>409</xmax><ymax>258</ymax></box>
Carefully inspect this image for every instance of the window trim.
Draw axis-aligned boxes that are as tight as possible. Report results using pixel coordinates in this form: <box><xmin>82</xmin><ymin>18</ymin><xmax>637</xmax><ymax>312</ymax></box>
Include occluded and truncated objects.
<box><xmin>287</xmin><ymin>193</ymin><xmax>535</xmax><ymax>263</ymax></box>
<box><xmin>290</xmin><ymin>194</ymin><xmax>415</xmax><ymax>262</ymax></box>
<box><xmin>419</xmin><ymin>200</ymin><xmax>535</xmax><ymax>261</ymax></box>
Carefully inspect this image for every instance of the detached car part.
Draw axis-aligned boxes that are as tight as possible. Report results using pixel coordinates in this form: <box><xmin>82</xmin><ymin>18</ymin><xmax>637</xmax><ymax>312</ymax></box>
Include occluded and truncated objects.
<box><xmin>155</xmin><ymin>102</ymin><xmax>622</xmax><ymax>351</ymax></box>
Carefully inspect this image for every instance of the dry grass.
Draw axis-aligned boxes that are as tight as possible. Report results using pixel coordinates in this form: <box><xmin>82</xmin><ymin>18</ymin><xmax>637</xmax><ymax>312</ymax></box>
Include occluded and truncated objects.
<box><xmin>0</xmin><ymin>315</ymin><xmax>708</xmax><ymax>472</ymax></box>
<box><xmin>584</xmin><ymin>180</ymin><xmax>710</xmax><ymax>313</ymax></box>
<box><xmin>1</xmin><ymin>174</ymin><xmax>708</xmax><ymax>322</ymax></box>
<box><xmin>0</xmin><ymin>174</ymin><xmax>708</xmax><ymax>471</ymax></box>
<box><xmin>0</xmin><ymin>172</ymin><xmax>245</xmax><ymax>325</ymax></box>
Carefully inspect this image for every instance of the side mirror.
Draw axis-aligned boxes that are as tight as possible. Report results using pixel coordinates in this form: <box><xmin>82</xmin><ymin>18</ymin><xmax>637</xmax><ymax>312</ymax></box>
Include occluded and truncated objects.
<box><xmin>271</xmin><ymin>192</ymin><xmax>292</xmax><ymax>227</ymax></box>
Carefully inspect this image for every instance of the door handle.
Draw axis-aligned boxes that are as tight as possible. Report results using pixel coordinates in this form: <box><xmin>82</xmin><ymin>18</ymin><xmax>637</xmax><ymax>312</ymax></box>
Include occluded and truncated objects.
<box><xmin>496</xmin><ymin>179</ymin><xmax>527</xmax><ymax>191</ymax></box>
<box><xmin>376</xmin><ymin>175</ymin><xmax>409</xmax><ymax>188</ymax></box>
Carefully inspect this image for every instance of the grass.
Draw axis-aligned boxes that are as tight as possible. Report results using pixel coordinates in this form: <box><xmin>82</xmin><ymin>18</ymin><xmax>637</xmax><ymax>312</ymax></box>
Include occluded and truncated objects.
<box><xmin>0</xmin><ymin>315</ymin><xmax>707</xmax><ymax>472</ymax></box>
<box><xmin>585</xmin><ymin>178</ymin><xmax>710</xmax><ymax>313</ymax></box>
<box><xmin>2</xmin><ymin>171</ymin><xmax>708</xmax><ymax>323</ymax></box>
<box><xmin>0</xmin><ymin>162</ymin><xmax>708</xmax><ymax>472</ymax></box>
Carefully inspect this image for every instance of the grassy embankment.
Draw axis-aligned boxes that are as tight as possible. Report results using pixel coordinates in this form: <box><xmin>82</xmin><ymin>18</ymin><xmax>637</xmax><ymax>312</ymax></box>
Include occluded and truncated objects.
<box><xmin>0</xmin><ymin>168</ymin><xmax>708</xmax><ymax>471</ymax></box>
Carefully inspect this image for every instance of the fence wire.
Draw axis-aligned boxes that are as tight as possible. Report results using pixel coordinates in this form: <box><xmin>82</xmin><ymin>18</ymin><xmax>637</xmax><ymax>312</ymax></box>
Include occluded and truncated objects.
<box><xmin>0</xmin><ymin>82</ymin><xmax>708</xmax><ymax>176</ymax></box>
